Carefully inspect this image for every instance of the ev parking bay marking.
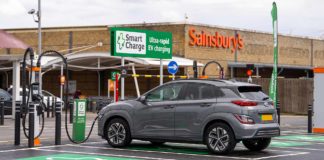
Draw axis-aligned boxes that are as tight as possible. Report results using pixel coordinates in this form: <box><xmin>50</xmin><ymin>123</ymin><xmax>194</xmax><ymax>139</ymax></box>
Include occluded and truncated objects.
<box><xmin>67</xmin><ymin>144</ymin><xmax>250</xmax><ymax>160</ymax></box>
<box><xmin>31</xmin><ymin>148</ymin><xmax>175</xmax><ymax>160</ymax></box>
<box><xmin>69</xmin><ymin>143</ymin><xmax>310</xmax><ymax>160</ymax></box>
<box><xmin>275</xmin><ymin>135</ymin><xmax>324</xmax><ymax>142</ymax></box>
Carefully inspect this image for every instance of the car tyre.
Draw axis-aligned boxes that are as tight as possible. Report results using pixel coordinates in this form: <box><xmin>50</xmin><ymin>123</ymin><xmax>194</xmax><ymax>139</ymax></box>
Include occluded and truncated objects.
<box><xmin>106</xmin><ymin>118</ymin><xmax>131</xmax><ymax>147</ymax></box>
<box><xmin>242</xmin><ymin>138</ymin><xmax>271</xmax><ymax>151</ymax></box>
<box><xmin>205</xmin><ymin>122</ymin><xmax>236</xmax><ymax>155</ymax></box>
<box><xmin>150</xmin><ymin>141</ymin><xmax>165</xmax><ymax>145</ymax></box>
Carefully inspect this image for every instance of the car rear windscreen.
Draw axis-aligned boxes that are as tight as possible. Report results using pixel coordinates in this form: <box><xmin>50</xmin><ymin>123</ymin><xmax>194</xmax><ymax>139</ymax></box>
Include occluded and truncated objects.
<box><xmin>238</xmin><ymin>86</ymin><xmax>269</xmax><ymax>101</ymax></box>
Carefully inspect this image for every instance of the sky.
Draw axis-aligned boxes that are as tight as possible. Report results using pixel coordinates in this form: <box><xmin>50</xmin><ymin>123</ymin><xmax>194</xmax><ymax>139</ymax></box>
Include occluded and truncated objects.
<box><xmin>0</xmin><ymin>0</ymin><xmax>323</xmax><ymax>38</ymax></box>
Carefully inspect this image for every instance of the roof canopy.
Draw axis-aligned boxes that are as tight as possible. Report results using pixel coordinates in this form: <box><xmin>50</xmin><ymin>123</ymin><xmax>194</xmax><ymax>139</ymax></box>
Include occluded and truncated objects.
<box><xmin>39</xmin><ymin>52</ymin><xmax>204</xmax><ymax>71</ymax></box>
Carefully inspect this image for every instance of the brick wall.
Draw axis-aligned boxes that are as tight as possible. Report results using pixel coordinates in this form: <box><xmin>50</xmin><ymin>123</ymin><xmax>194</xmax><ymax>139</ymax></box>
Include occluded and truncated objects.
<box><xmin>1</xmin><ymin>23</ymin><xmax>324</xmax><ymax>97</ymax></box>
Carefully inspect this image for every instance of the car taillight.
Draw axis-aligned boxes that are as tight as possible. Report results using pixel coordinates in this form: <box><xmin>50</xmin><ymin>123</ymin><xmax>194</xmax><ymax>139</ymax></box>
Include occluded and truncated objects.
<box><xmin>232</xmin><ymin>100</ymin><xmax>257</xmax><ymax>107</ymax></box>
<box><xmin>234</xmin><ymin>114</ymin><xmax>255</xmax><ymax>124</ymax></box>
<box><xmin>268</xmin><ymin>101</ymin><xmax>274</xmax><ymax>106</ymax></box>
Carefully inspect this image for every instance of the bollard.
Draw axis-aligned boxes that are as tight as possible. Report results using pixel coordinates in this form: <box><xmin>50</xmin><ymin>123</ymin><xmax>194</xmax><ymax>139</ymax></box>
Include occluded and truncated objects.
<box><xmin>276</xmin><ymin>100</ymin><xmax>280</xmax><ymax>125</ymax></box>
<box><xmin>0</xmin><ymin>101</ymin><xmax>4</xmax><ymax>125</ymax></box>
<box><xmin>14</xmin><ymin>101</ymin><xmax>21</xmax><ymax>145</ymax></box>
<box><xmin>28</xmin><ymin>103</ymin><xmax>35</xmax><ymax>148</ymax></box>
<box><xmin>308</xmin><ymin>104</ymin><xmax>313</xmax><ymax>133</ymax></box>
<box><xmin>69</xmin><ymin>101</ymin><xmax>73</xmax><ymax>124</ymax></box>
<box><xmin>55</xmin><ymin>101</ymin><xmax>61</xmax><ymax>145</ymax></box>
<box><xmin>47</xmin><ymin>96</ymin><xmax>50</xmax><ymax>118</ymax></box>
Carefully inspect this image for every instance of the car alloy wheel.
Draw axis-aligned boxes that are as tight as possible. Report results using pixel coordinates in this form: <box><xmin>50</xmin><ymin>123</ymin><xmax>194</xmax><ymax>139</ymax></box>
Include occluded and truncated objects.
<box><xmin>208</xmin><ymin>127</ymin><xmax>229</xmax><ymax>151</ymax></box>
<box><xmin>108</xmin><ymin>122</ymin><xmax>126</xmax><ymax>145</ymax></box>
<box><xmin>205</xmin><ymin>122</ymin><xmax>236</xmax><ymax>154</ymax></box>
<box><xmin>106</xmin><ymin>118</ymin><xmax>132</xmax><ymax>147</ymax></box>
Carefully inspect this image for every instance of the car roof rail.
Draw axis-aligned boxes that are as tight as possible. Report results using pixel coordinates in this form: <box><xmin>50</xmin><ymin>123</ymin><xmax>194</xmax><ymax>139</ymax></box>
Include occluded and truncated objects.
<box><xmin>177</xmin><ymin>78</ymin><xmax>227</xmax><ymax>83</ymax></box>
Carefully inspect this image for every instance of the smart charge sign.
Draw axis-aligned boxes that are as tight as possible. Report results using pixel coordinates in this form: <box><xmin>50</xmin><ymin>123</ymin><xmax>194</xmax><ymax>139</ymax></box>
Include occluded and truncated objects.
<box><xmin>111</xmin><ymin>27</ymin><xmax>172</xmax><ymax>59</ymax></box>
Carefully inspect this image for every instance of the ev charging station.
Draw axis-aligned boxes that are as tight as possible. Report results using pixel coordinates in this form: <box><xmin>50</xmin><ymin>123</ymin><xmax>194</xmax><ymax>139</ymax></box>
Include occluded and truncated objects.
<box><xmin>13</xmin><ymin>47</ymin><xmax>102</xmax><ymax>149</ymax></box>
<box><xmin>313</xmin><ymin>67</ymin><xmax>324</xmax><ymax>133</ymax></box>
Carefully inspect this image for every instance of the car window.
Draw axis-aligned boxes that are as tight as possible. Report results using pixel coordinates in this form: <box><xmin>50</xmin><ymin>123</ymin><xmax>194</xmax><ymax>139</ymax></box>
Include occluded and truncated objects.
<box><xmin>42</xmin><ymin>90</ymin><xmax>52</xmax><ymax>97</ymax></box>
<box><xmin>0</xmin><ymin>89</ymin><xmax>11</xmax><ymax>101</ymax></box>
<box><xmin>146</xmin><ymin>83</ymin><xmax>185</xmax><ymax>102</ymax></box>
<box><xmin>238</xmin><ymin>86</ymin><xmax>268</xmax><ymax>100</ymax></box>
<box><xmin>183</xmin><ymin>83</ymin><xmax>216</xmax><ymax>100</ymax></box>
<box><xmin>219</xmin><ymin>88</ymin><xmax>240</xmax><ymax>98</ymax></box>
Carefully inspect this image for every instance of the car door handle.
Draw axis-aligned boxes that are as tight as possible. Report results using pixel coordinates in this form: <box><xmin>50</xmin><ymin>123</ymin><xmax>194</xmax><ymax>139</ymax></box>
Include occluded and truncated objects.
<box><xmin>200</xmin><ymin>103</ymin><xmax>212</xmax><ymax>107</ymax></box>
<box><xmin>164</xmin><ymin>105</ymin><xmax>175</xmax><ymax>109</ymax></box>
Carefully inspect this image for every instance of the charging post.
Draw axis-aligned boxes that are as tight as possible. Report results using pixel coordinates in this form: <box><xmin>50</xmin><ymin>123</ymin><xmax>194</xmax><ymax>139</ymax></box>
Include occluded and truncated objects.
<box><xmin>72</xmin><ymin>99</ymin><xmax>87</xmax><ymax>142</ymax></box>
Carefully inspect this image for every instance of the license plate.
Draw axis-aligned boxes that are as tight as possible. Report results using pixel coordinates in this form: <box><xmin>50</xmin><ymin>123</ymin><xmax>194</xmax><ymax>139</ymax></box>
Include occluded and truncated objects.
<box><xmin>261</xmin><ymin>114</ymin><xmax>273</xmax><ymax>121</ymax></box>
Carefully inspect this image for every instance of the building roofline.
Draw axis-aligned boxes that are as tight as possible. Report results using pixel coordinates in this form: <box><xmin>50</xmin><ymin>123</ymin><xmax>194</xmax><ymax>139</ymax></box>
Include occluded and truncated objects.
<box><xmin>2</xmin><ymin>21</ymin><xmax>323</xmax><ymax>40</ymax></box>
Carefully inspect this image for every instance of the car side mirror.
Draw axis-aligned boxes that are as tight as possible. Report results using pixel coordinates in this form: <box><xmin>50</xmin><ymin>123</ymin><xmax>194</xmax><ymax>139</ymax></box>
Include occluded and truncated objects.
<box><xmin>139</xmin><ymin>95</ymin><xmax>146</xmax><ymax>103</ymax></box>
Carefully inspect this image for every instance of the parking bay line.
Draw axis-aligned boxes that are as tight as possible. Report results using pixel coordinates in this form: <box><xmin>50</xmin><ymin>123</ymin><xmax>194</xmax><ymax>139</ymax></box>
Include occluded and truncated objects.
<box><xmin>33</xmin><ymin>148</ymin><xmax>175</xmax><ymax>160</ymax></box>
<box><xmin>252</xmin><ymin>151</ymin><xmax>309</xmax><ymax>160</ymax></box>
<box><xmin>74</xmin><ymin>143</ymin><xmax>310</xmax><ymax>160</ymax></box>
<box><xmin>68</xmin><ymin>144</ymin><xmax>255</xmax><ymax>160</ymax></box>
<box><xmin>274</xmin><ymin>146</ymin><xmax>324</xmax><ymax>152</ymax></box>
<box><xmin>0</xmin><ymin>142</ymin><xmax>308</xmax><ymax>160</ymax></box>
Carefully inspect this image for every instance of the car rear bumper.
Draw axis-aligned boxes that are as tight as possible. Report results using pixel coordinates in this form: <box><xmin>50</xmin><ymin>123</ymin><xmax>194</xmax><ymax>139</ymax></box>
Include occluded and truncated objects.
<box><xmin>234</xmin><ymin>123</ymin><xmax>280</xmax><ymax>140</ymax></box>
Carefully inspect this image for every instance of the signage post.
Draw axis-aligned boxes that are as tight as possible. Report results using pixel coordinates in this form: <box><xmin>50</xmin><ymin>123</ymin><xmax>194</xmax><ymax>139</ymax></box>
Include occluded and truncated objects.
<box><xmin>160</xmin><ymin>59</ymin><xmax>163</xmax><ymax>85</ymax></box>
<box><xmin>111</xmin><ymin>27</ymin><xmax>172</xmax><ymax>86</ymax></box>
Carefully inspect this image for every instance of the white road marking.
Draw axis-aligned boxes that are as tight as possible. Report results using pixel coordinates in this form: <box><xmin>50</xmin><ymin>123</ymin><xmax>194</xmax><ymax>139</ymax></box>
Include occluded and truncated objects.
<box><xmin>33</xmin><ymin>148</ymin><xmax>175</xmax><ymax>160</ymax></box>
<box><xmin>68</xmin><ymin>144</ymin><xmax>251</xmax><ymax>160</ymax></box>
<box><xmin>0</xmin><ymin>140</ymin><xmax>311</xmax><ymax>160</ymax></box>
<box><xmin>274</xmin><ymin>146</ymin><xmax>324</xmax><ymax>151</ymax></box>
<box><xmin>0</xmin><ymin>141</ymin><xmax>105</xmax><ymax>153</ymax></box>
<box><xmin>253</xmin><ymin>151</ymin><xmax>309</xmax><ymax>160</ymax></box>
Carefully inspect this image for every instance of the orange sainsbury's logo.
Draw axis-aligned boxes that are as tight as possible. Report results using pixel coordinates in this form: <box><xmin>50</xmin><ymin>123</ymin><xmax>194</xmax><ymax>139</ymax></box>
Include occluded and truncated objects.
<box><xmin>189</xmin><ymin>28</ymin><xmax>243</xmax><ymax>53</ymax></box>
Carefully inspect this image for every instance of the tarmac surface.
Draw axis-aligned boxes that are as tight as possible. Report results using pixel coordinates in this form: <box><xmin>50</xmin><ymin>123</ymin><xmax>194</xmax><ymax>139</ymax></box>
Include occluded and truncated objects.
<box><xmin>1</xmin><ymin>113</ymin><xmax>323</xmax><ymax>160</ymax></box>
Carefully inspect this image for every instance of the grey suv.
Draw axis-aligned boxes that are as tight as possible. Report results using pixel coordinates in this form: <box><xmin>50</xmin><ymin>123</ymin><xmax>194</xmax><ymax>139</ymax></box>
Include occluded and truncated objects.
<box><xmin>98</xmin><ymin>79</ymin><xmax>280</xmax><ymax>154</ymax></box>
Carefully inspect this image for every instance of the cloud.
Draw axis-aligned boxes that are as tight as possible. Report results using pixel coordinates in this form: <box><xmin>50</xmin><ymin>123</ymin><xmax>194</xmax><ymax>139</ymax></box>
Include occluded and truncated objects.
<box><xmin>0</xmin><ymin>0</ymin><xmax>323</xmax><ymax>38</ymax></box>
<box><xmin>0</xmin><ymin>0</ymin><xmax>27</xmax><ymax>16</ymax></box>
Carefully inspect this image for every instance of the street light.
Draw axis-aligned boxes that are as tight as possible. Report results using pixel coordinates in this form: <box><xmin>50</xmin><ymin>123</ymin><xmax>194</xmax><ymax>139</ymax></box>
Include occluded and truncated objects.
<box><xmin>28</xmin><ymin>0</ymin><xmax>42</xmax><ymax>93</ymax></box>
<box><xmin>28</xmin><ymin>9</ymin><xmax>39</xmax><ymax>22</ymax></box>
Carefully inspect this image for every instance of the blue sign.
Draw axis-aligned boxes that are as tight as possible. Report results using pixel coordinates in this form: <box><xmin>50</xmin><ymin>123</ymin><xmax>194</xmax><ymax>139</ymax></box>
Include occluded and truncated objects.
<box><xmin>168</xmin><ymin>61</ymin><xmax>178</xmax><ymax>75</ymax></box>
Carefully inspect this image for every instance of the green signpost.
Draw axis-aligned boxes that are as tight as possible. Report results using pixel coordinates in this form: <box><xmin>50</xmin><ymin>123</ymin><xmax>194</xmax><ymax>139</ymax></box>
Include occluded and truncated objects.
<box><xmin>111</xmin><ymin>27</ymin><xmax>172</xmax><ymax>59</ymax></box>
<box><xmin>72</xmin><ymin>99</ymin><xmax>87</xmax><ymax>142</ymax></box>
<box><xmin>111</xmin><ymin>71</ymin><xmax>120</xmax><ymax>81</ymax></box>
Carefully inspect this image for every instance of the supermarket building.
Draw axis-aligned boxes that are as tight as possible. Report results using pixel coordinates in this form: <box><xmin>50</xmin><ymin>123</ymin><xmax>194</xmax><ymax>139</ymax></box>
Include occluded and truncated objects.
<box><xmin>1</xmin><ymin>22</ymin><xmax>324</xmax><ymax>98</ymax></box>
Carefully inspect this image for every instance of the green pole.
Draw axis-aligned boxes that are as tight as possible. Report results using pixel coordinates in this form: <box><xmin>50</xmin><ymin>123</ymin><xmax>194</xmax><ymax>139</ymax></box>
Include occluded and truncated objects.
<box><xmin>269</xmin><ymin>2</ymin><xmax>278</xmax><ymax>108</ymax></box>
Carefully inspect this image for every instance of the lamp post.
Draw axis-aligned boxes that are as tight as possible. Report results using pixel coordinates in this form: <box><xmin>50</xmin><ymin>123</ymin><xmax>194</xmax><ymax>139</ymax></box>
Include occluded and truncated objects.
<box><xmin>28</xmin><ymin>0</ymin><xmax>42</xmax><ymax>92</ymax></box>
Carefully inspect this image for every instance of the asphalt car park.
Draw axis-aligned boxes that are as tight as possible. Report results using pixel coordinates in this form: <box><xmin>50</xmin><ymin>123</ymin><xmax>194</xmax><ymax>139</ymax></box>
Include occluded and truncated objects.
<box><xmin>1</xmin><ymin>114</ymin><xmax>324</xmax><ymax>160</ymax></box>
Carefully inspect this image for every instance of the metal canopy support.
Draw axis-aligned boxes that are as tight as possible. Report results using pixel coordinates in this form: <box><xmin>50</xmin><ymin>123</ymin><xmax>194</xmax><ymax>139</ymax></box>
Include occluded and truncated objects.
<box><xmin>121</xmin><ymin>57</ymin><xmax>125</xmax><ymax>100</ymax></box>
<box><xmin>256</xmin><ymin>67</ymin><xmax>259</xmax><ymax>77</ymax></box>
<box><xmin>60</xmin><ymin>63</ymin><xmax>63</xmax><ymax>110</ymax></box>
<box><xmin>160</xmin><ymin>59</ymin><xmax>163</xmax><ymax>85</ymax></box>
<box><xmin>131</xmin><ymin>64</ymin><xmax>140</xmax><ymax>97</ymax></box>
<box><xmin>98</xmin><ymin>58</ymin><xmax>101</xmax><ymax>96</ymax></box>
<box><xmin>230</xmin><ymin>67</ymin><xmax>234</xmax><ymax>79</ymax></box>
<box><xmin>12</xmin><ymin>61</ymin><xmax>20</xmax><ymax>119</ymax></box>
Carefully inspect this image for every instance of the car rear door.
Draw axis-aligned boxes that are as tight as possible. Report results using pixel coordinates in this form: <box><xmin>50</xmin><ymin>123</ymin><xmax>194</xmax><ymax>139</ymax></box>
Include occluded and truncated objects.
<box><xmin>174</xmin><ymin>82</ymin><xmax>217</xmax><ymax>140</ymax></box>
<box><xmin>133</xmin><ymin>83</ymin><xmax>185</xmax><ymax>138</ymax></box>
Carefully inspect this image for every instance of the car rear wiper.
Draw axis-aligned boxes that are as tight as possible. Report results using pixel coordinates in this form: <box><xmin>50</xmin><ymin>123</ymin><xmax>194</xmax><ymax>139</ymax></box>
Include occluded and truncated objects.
<box><xmin>262</xmin><ymin>97</ymin><xmax>270</xmax><ymax>101</ymax></box>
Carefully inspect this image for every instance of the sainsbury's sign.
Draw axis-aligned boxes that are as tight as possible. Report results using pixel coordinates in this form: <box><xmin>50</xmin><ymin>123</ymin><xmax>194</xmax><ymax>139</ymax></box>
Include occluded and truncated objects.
<box><xmin>189</xmin><ymin>28</ymin><xmax>244</xmax><ymax>53</ymax></box>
